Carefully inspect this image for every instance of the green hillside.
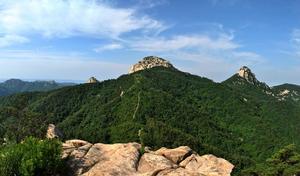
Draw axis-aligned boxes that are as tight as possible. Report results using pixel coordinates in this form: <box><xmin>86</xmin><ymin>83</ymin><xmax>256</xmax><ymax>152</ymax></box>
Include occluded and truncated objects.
<box><xmin>0</xmin><ymin>59</ymin><xmax>300</xmax><ymax>175</ymax></box>
<box><xmin>0</xmin><ymin>87</ymin><xmax>10</xmax><ymax>96</ymax></box>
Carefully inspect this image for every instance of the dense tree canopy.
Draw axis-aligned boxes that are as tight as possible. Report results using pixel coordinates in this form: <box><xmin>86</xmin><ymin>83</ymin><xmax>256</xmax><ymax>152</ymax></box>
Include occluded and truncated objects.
<box><xmin>0</xmin><ymin>67</ymin><xmax>300</xmax><ymax>175</ymax></box>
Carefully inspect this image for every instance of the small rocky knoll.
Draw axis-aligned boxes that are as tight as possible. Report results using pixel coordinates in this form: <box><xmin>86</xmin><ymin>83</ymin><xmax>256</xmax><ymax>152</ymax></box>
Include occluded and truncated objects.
<box><xmin>62</xmin><ymin>140</ymin><xmax>234</xmax><ymax>176</ymax></box>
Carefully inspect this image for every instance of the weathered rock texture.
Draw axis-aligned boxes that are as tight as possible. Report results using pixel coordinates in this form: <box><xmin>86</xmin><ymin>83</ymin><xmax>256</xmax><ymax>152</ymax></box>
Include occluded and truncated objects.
<box><xmin>63</xmin><ymin>140</ymin><xmax>234</xmax><ymax>176</ymax></box>
<box><xmin>46</xmin><ymin>124</ymin><xmax>63</xmax><ymax>139</ymax></box>
<box><xmin>237</xmin><ymin>66</ymin><xmax>258</xmax><ymax>84</ymax></box>
<box><xmin>129</xmin><ymin>56</ymin><xmax>175</xmax><ymax>74</ymax></box>
<box><xmin>87</xmin><ymin>77</ymin><xmax>99</xmax><ymax>83</ymax></box>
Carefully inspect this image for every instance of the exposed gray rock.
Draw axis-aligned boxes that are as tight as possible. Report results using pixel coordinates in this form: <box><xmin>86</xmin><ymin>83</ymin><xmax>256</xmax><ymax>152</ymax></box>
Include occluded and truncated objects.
<box><xmin>63</xmin><ymin>140</ymin><xmax>234</xmax><ymax>176</ymax></box>
<box><xmin>129</xmin><ymin>56</ymin><xmax>175</xmax><ymax>74</ymax></box>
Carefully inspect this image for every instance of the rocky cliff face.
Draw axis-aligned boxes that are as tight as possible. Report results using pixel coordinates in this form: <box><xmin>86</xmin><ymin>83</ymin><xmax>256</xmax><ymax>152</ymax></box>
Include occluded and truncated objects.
<box><xmin>231</xmin><ymin>66</ymin><xmax>271</xmax><ymax>91</ymax></box>
<box><xmin>237</xmin><ymin>66</ymin><xmax>258</xmax><ymax>85</ymax></box>
<box><xmin>129</xmin><ymin>56</ymin><xmax>175</xmax><ymax>74</ymax></box>
<box><xmin>62</xmin><ymin>140</ymin><xmax>234</xmax><ymax>176</ymax></box>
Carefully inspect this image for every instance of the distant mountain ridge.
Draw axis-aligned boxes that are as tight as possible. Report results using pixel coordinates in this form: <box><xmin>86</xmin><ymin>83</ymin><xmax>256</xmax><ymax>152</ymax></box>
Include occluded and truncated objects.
<box><xmin>0</xmin><ymin>79</ymin><xmax>76</xmax><ymax>96</ymax></box>
<box><xmin>224</xmin><ymin>66</ymin><xmax>300</xmax><ymax>102</ymax></box>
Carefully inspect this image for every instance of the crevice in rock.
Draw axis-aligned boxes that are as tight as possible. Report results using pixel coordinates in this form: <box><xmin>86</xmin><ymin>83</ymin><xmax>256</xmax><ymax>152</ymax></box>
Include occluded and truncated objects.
<box><xmin>152</xmin><ymin>168</ymin><xmax>167</xmax><ymax>176</ymax></box>
<box><xmin>178</xmin><ymin>150</ymin><xmax>194</xmax><ymax>164</ymax></box>
<box><xmin>135</xmin><ymin>146</ymin><xmax>143</xmax><ymax>171</ymax></box>
<box><xmin>77</xmin><ymin>145</ymin><xmax>101</xmax><ymax>175</ymax></box>
<box><xmin>81</xmin><ymin>144</ymin><xmax>93</xmax><ymax>158</ymax></box>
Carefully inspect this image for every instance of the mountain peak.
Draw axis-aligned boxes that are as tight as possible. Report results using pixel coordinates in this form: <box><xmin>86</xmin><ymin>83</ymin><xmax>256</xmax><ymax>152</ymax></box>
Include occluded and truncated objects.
<box><xmin>87</xmin><ymin>77</ymin><xmax>99</xmax><ymax>83</ymax></box>
<box><xmin>237</xmin><ymin>66</ymin><xmax>258</xmax><ymax>84</ymax></box>
<box><xmin>4</xmin><ymin>78</ymin><xmax>24</xmax><ymax>84</ymax></box>
<box><xmin>129</xmin><ymin>56</ymin><xmax>175</xmax><ymax>74</ymax></box>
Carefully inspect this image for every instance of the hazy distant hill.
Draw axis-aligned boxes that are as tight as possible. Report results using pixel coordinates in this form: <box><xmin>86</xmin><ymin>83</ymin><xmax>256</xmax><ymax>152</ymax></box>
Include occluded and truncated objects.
<box><xmin>0</xmin><ymin>79</ymin><xmax>76</xmax><ymax>96</ymax></box>
<box><xmin>0</xmin><ymin>56</ymin><xmax>300</xmax><ymax>175</ymax></box>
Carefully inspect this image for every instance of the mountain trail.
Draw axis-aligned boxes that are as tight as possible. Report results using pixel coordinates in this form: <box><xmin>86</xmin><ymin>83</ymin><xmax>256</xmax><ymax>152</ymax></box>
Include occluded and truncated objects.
<box><xmin>133</xmin><ymin>91</ymin><xmax>141</xmax><ymax>119</ymax></box>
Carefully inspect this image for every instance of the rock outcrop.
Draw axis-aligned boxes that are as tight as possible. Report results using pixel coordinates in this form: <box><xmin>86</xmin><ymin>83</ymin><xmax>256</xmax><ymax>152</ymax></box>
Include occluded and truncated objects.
<box><xmin>87</xmin><ymin>77</ymin><xmax>99</xmax><ymax>83</ymax></box>
<box><xmin>235</xmin><ymin>66</ymin><xmax>271</xmax><ymax>92</ymax></box>
<box><xmin>46</xmin><ymin>124</ymin><xmax>63</xmax><ymax>139</ymax></box>
<box><xmin>62</xmin><ymin>140</ymin><xmax>234</xmax><ymax>176</ymax></box>
<box><xmin>237</xmin><ymin>66</ymin><xmax>258</xmax><ymax>84</ymax></box>
<box><xmin>129</xmin><ymin>56</ymin><xmax>175</xmax><ymax>74</ymax></box>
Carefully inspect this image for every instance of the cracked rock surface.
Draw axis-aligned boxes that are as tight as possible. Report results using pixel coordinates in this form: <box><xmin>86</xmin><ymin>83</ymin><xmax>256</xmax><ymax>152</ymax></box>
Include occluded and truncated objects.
<box><xmin>63</xmin><ymin>140</ymin><xmax>234</xmax><ymax>176</ymax></box>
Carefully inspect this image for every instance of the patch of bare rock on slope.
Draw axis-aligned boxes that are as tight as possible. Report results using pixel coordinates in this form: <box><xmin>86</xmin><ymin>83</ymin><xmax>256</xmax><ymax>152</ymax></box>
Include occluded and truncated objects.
<box><xmin>62</xmin><ymin>140</ymin><xmax>234</xmax><ymax>176</ymax></box>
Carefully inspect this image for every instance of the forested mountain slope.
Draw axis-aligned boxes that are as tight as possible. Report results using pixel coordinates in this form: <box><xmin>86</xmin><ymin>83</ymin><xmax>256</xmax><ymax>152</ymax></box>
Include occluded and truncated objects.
<box><xmin>0</xmin><ymin>56</ymin><xmax>299</xmax><ymax>175</ymax></box>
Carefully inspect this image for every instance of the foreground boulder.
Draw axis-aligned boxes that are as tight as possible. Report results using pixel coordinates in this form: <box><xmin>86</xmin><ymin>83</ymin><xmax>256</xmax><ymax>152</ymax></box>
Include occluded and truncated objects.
<box><xmin>62</xmin><ymin>140</ymin><xmax>234</xmax><ymax>176</ymax></box>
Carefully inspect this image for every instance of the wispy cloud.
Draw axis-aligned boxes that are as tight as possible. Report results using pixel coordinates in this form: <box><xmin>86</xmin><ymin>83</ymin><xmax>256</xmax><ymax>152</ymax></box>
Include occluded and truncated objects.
<box><xmin>94</xmin><ymin>43</ymin><xmax>124</xmax><ymax>53</ymax></box>
<box><xmin>292</xmin><ymin>29</ymin><xmax>300</xmax><ymax>56</ymax></box>
<box><xmin>0</xmin><ymin>0</ymin><xmax>165</xmax><ymax>42</ymax></box>
<box><xmin>0</xmin><ymin>34</ymin><xmax>29</xmax><ymax>47</ymax></box>
<box><xmin>126</xmin><ymin>31</ymin><xmax>261</xmax><ymax>64</ymax></box>
<box><xmin>129</xmin><ymin>33</ymin><xmax>239</xmax><ymax>52</ymax></box>
<box><xmin>120</xmin><ymin>29</ymin><xmax>264</xmax><ymax>82</ymax></box>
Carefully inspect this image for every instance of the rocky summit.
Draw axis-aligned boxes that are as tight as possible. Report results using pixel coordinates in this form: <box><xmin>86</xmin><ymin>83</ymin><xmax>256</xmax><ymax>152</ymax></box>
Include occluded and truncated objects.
<box><xmin>237</xmin><ymin>66</ymin><xmax>258</xmax><ymax>84</ymax></box>
<box><xmin>87</xmin><ymin>77</ymin><xmax>99</xmax><ymax>83</ymax></box>
<box><xmin>62</xmin><ymin>140</ymin><xmax>234</xmax><ymax>176</ymax></box>
<box><xmin>129</xmin><ymin>56</ymin><xmax>175</xmax><ymax>74</ymax></box>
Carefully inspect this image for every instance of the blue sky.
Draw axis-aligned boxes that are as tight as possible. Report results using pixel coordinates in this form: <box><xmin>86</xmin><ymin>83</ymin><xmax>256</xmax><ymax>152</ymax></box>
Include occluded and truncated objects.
<box><xmin>0</xmin><ymin>0</ymin><xmax>300</xmax><ymax>85</ymax></box>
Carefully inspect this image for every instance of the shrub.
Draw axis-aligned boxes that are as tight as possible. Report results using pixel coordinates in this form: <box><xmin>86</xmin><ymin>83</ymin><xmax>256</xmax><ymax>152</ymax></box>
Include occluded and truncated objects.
<box><xmin>0</xmin><ymin>137</ymin><xmax>65</xmax><ymax>176</ymax></box>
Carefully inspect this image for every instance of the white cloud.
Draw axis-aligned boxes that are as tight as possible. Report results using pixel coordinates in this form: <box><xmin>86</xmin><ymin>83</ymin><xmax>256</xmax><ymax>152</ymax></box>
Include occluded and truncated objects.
<box><xmin>0</xmin><ymin>34</ymin><xmax>29</xmax><ymax>47</ymax></box>
<box><xmin>231</xmin><ymin>51</ymin><xmax>263</xmax><ymax>63</ymax></box>
<box><xmin>94</xmin><ymin>43</ymin><xmax>123</xmax><ymax>52</ymax></box>
<box><xmin>129</xmin><ymin>34</ymin><xmax>239</xmax><ymax>52</ymax></box>
<box><xmin>126</xmin><ymin>31</ymin><xmax>262</xmax><ymax>66</ymax></box>
<box><xmin>123</xmin><ymin>30</ymin><xmax>264</xmax><ymax>83</ymax></box>
<box><xmin>0</xmin><ymin>0</ymin><xmax>165</xmax><ymax>39</ymax></box>
<box><xmin>292</xmin><ymin>29</ymin><xmax>300</xmax><ymax>56</ymax></box>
